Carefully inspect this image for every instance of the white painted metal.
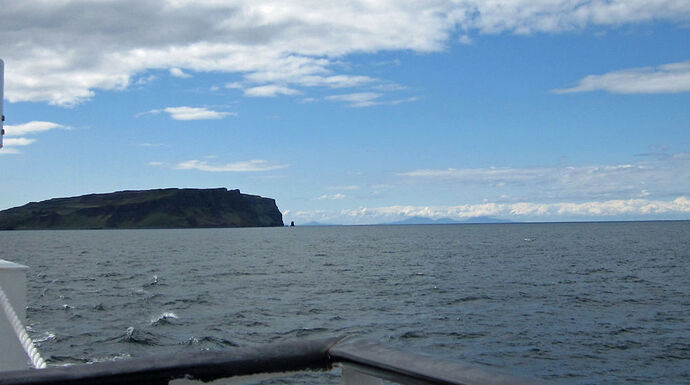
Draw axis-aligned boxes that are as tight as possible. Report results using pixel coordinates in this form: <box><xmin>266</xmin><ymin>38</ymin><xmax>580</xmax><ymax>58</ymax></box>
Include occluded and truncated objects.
<box><xmin>0</xmin><ymin>58</ymin><xmax>4</xmax><ymax>148</ymax></box>
<box><xmin>0</xmin><ymin>259</ymin><xmax>31</xmax><ymax>371</ymax></box>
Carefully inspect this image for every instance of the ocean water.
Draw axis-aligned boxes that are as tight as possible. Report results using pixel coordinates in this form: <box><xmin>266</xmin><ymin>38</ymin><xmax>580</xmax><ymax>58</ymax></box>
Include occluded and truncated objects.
<box><xmin>1</xmin><ymin>222</ymin><xmax>688</xmax><ymax>385</ymax></box>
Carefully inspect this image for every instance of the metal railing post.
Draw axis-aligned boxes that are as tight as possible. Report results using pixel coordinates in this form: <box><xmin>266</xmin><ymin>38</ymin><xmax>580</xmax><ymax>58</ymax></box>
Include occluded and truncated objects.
<box><xmin>1</xmin><ymin>58</ymin><xmax>4</xmax><ymax>148</ymax></box>
<box><xmin>0</xmin><ymin>259</ymin><xmax>31</xmax><ymax>371</ymax></box>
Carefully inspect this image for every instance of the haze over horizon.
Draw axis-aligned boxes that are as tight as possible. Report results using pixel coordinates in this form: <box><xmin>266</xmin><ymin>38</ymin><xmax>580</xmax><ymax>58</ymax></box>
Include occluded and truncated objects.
<box><xmin>1</xmin><ymin>1</ymin><xmax>689</xmax><ymax>225</ymax></box>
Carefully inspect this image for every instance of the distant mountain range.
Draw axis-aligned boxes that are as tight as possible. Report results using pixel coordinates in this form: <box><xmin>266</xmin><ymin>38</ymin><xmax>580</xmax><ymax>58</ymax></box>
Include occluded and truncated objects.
<box><xmin>386</xmin><ymin>216</ymin><xmax>514</xmax><ymax>225</ymax></box>
<box><xmin>293</xmin><ymin>216</ymin><xmax>514</xmax><ymax>226</ymax></box>
<box><xmin>0</xmin><ymin>188</ymin><xmax>283</xmax><ymax>230</ymax></box>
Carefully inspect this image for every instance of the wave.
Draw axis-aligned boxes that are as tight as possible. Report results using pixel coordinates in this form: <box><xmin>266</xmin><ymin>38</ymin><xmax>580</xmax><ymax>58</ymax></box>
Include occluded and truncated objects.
<box><xmin>443</xmin><ymin>295</ymin><xmax>492</xmax><ymax>305</ymax></box>
<box><xmin>143</xmin><ymin>275</ymin><xmax>162</xmax><ymax>287</ymax></box>
<box><xmin>150</xmin><ymin>311</ymin><xmax>179</xmax><ymax>326</ymax></box>
<box><xmin>276</xmin><ymin>327</ymin><xmax>329</xmax><ymax>339</ymax></box>
<box><xmin>182</xmin><ymin>336</ymin><xmax>239</xmax><ymax>348</ymax></box>
<box><xmin>442</xmin><ymin>331</ymin><xmax>486</xmax><ymax>339</ymax></box>
<box><xmin>162</xmin><ymin>294</ymin><xmax>211</xmax><ymax>308</ymax></box>
<box><xmin>46</xmin><ymin>355</ymin><xmax>89</xmax><ymax>366</ymax></box>
<box><xmin>120</xmin><ymin>327</ymin><xmax>159</xmax><ymax>345</ymax></box>
<box><xmin>400</xmin><ymin>331</ymin><xmax>428</xmax><ymax>339</ymax></box>
<box><xmin>33</xmin><ymin>331</ymin><xmax>57</xmax><ymax>345</ymax></box>
<box><xmin>89</xmin><ymin>353</ymin><xmax>132</xmax><ymax>363</ymax></box>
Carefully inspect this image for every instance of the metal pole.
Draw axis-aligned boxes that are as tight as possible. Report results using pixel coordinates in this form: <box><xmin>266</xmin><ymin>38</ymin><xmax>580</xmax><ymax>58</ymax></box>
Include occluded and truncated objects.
<box><xmin>0</xmin><ymin>259</ymin><xmax>34</xmax><ymax>371</ymax></box>
<box><xmin>1</xmin><ymin>58</ymin><xmax>5</xmax><ymax>148</ymax></box>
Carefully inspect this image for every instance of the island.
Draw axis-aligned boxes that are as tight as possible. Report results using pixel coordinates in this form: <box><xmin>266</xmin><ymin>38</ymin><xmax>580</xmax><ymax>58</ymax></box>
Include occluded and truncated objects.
<box><xmin>0</xmin><ymin>188</ymin><xmax>284</xmax><ymax>230</ymax></box>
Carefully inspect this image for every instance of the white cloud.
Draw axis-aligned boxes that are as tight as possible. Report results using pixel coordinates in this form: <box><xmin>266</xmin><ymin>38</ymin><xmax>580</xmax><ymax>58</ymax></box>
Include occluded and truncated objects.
<box><xmin>172</xmin><ymin>159</ymin><xmax>288</xmax><ymax>172</ymax></box>
<box><xmin>166</xmin><ymin>107</ymin><xmax>233</xmax><ymax>120</ymax></box>
<box><xmin>318</xmin><ymin>193</ymin><xmax>347</xmax><ymax>200</ymax></box>
<box><xmin>278</xmin><ymin>74</ymin><xmax>374</xmax><ymax>88</ymax></box>
<box><xmin>225</xmin><ymin>82</ymin><xmax>244</xmax><ymax>89</ymax></box>
<box><xmin>135</xmin><ymin>75</ymin><xmax>158</xmax><ymax>85</ymax></box>
<box><xmin>1</xmin><ymin>137</ymin><xmax>36</xmax><ymax>154</ymax></box>
<box><xmin>399</xmin><ymin>155</ymin><xmax>690</xmax><ymax>201</ymax></box>
<box><xmin>3</xmin><ymin>1</ymin><xmax>689</xmax><ymax>105</ymax></box>
<box><xmin>401</xmin><ymin>166</ymin><xmax>550</xmax><ymax>182</ymax></box>
<box><xmin>1</xmin><ymin>121</ymin><xmax>67</xmax><ymax>154</ymax></box>
<box><xmin>372</xmin><ymin>83</ymin><xmax>408</xmax><ymax>92</ymax></box>
<box><xmin>325</xmin><ymin>92</ymin><xmax>418</xmax><ymax>107</ymax></box>
<box><xmin>462</xmin><ymin>0</ymin><xmax>690</xmax><ymax>34</ymax></box>
<box><xmin>243</xmin><ymin>85</ymin><xmax>300</xmax><ymax>97</ymax></box>
<box><xmin>458</xmin><ymin>35</ymin><xmax>473</xmax><ymax>45</ymax></box>
<box><xmin>326</xmin><ymin>92</ymin><xmax>382</xmax><ymax>107</ymax></box>
<box><xmin>2</xmin><ymin>138</ymin><xmax>36</xmax><ymax>146</ymax></box>
<box><xmin>388</xmin><ymin>96</ymin><xmax>420</xmax><ymax>105</ymax></box>
<box><xmin>339</xmin><ymin>197</ymin><xmax>690</xmax><ymax>221</ymax></box>
<box><xmin>146</xmin><ymin>106</ymin><xmax>235</xmax><ymax>120</ymax></box>
<box><xmin>169</xmin><ymin>68</ymin><xmax>192</xmax><ymax>78</ymax></box>
<box><xmin>330</xmin><ymin>185</ymin><xmax>359</xmax><ymax>190</ymax></box>
<box><xmin>554</xmin><ymin>60</ymin><xmax>690</xmax><ymax>94</ymax></box>
<box><xmin>3</xmin><ymin>121</ymin><xmax>66</xmax><ymax>136</ymax></box>
<box><xmin>285</xmin><ymin>196</ymin><xmax>690</xmax><ymax>224</ymax></box>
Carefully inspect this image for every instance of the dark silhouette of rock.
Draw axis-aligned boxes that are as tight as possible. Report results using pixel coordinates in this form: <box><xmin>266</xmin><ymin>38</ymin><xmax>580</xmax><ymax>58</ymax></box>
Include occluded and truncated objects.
<box><xmin>0</xmin><ymin>188</ymin><xmax>283</xmax><ymax>230</ymax></box>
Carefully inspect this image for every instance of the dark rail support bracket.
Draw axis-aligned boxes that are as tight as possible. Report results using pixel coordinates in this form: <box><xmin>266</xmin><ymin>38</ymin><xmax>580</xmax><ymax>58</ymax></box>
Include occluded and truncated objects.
<box><xmin>0</xmin><ymin>336</ymin><xmax>547</xmax><ymax>385</ymax></box>
<box><xmin>0</xmin><ymin>337</ymin><xmax>344</xmax><ymax>385</ymax></box>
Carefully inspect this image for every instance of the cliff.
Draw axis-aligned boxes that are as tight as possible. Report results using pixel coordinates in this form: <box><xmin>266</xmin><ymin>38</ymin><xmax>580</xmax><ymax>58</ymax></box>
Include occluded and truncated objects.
<box><xmin>0</xmin><ymin>188</ymin><xmax>284</xmax><ymax>230</ymax></box>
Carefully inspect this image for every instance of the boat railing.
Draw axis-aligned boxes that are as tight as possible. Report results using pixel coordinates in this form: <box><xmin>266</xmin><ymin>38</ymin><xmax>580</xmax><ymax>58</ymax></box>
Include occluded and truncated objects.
<box><xmin>2</xmin><ymin>258</ymin><xmax>546</xmax><ymax>385</ymax></box>
<box><xmin>0</xmin><ymin>260</ymin><xmax>44</xmax><ymax>371</ymax></box>
<box><xmin>0</xmin><ymin>335</ymin><xmax>547</xmax><ymax>385</ymax></box>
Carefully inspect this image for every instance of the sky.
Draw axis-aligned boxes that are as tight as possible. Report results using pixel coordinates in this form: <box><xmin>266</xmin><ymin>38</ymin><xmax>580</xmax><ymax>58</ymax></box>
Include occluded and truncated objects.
<box><xmin>1</xmin><ymin>0</ymin><xmax>689</xmax><ymax>225</ymax></box>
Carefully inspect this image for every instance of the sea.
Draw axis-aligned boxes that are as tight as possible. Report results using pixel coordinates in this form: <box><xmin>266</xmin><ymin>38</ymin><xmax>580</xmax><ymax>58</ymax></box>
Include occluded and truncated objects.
<box><xmin>1</xmin><ymin>221</ymin><xmax>688</xmax><ymax>385</ymax></box>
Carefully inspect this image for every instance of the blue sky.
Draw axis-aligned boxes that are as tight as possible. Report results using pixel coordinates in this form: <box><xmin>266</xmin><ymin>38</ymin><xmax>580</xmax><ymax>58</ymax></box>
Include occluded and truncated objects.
<box><xmin>1</xmin><ymin>1</ymin><xmax>689</xmax><ymax>224</ymax></box>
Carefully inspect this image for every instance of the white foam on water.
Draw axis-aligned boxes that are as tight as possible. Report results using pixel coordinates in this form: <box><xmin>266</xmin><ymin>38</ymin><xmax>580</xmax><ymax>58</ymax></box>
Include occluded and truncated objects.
<box><xmin>150</xmin><ymin>311</ymin><xmax>179</xmax><ymax>325</ymax></box>
<box><xmin>34</xmin><ymin>331</ymin><xmax>56</xmax><ymax>344</ymax></box>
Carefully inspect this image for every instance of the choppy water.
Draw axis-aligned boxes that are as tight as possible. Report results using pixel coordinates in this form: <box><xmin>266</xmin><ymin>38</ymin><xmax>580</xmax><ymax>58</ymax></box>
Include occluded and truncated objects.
<box><xmin>1</xmin><ymin>221</ymin><xmax>689</xmax><ymax>384</ymax></box>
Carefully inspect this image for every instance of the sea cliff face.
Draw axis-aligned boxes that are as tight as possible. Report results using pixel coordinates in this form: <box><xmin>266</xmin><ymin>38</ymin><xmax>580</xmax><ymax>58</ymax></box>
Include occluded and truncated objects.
<box><xmin>0</xmin><ymin>188</ymin><xmax>284</xmax><ymax>230</ymax></box>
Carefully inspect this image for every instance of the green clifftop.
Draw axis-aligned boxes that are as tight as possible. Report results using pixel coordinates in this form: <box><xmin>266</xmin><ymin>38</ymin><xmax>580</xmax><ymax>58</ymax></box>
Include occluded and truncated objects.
<box><xmin>0</xmin><ymin>188</ymin><xmax>283</xmax><ymax>230</ymax></box>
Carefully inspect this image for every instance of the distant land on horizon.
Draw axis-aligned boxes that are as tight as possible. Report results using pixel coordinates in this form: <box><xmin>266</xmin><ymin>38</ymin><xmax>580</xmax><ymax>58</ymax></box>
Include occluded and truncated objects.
<box><xmin>386</xmin><ymin>216</ymin><xmax>515</xmax><ymax>225</ymax></box>
<box><xmin>294</xmin><ymin>217</ymin><xmax>690</xmax><ymax>226</ymax></box>
<box><xmin>300</xmin><ymin>221</ymin><xmax>338</xmax><ymax>226</ymax></box>
<box><xmin>296</xmin><ymin>216</ymin><xmax>515</xmax><ymax>226</ymax></box>
<box><xmin>0</xmin><ymin>188</ymin><xmax>283</xmax><ymax>230</ymax></box>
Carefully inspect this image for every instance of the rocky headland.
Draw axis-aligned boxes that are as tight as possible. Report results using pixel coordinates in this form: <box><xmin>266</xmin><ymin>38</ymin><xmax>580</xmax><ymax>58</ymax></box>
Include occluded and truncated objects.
<box><xmin>0</xmin><ymin>188</ymin><xmax>283</xmax><ymax>230</ymax></box>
